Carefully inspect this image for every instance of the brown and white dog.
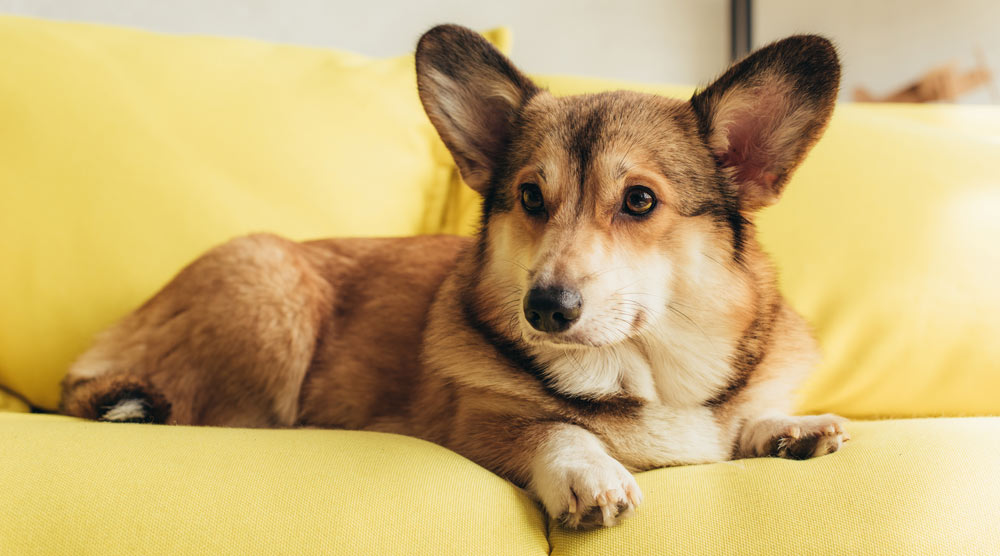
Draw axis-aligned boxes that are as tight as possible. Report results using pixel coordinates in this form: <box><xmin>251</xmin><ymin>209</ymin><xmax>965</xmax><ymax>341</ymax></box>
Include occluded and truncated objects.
<box><xmin>61</xmin><ymin>25</ymin><xmax>846</xmax><ymax>528</ymax></box>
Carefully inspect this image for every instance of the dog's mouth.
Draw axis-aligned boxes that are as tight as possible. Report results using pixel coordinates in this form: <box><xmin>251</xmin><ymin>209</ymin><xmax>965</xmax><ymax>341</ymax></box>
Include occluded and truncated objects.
<box><xmin>524</xmin><ymin>330</ymin><xmax>604</xmax><ymax>348</ymax></box>
<box><xmin>518</xmin><ymin>307</ymin><xmax>646</xmax><ymax>349</ymax></box>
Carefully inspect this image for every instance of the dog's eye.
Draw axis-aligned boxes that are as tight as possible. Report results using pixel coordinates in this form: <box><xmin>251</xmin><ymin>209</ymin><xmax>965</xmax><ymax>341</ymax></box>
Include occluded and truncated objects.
<box><xmin>520</xmin><ymin>184</ymin><xmax>545</xmax><ymax>213</ymax></box>
<box><xmin>623</xmin><ymin>186</ymin><xmax>656</xmax><ymax>216</ymax></box>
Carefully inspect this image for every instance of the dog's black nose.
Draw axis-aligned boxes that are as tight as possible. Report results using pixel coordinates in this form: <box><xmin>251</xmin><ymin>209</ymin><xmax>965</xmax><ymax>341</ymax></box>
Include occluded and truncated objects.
<box><xmin>523</xmin><ymin>286</ymin><xmax>582</xmax><ymax>333</ymax></box>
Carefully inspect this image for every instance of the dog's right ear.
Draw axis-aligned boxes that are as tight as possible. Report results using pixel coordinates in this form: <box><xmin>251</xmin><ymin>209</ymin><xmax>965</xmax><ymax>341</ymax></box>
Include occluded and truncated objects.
<box><xmin>416</xmin><ymin>25</ymin><xmax>539</xmax><ymax>194</ymax></box>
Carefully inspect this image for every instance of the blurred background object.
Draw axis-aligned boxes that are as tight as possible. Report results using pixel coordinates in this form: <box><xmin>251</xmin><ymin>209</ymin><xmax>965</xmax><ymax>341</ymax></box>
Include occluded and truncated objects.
<box><xmin>853</xmin><ymin>56</ymin><xmax>996</xmax><ymax>103</ymax></box>
<box><xmin>1</xmin><ymin>0</ymin><xmax>997</xmax><ymax>103</ymax></box>
<box><xmin>755</xmin><ymin>0</ymin><xmax>999</xmax><ymax>104</ymax></box>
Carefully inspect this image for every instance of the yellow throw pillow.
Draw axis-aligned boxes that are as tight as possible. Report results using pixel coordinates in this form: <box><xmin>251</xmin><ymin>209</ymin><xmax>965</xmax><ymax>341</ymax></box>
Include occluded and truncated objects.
<box><xmin>762</xmin><ymin>104</ymin><xmax>1000</xmax><ymax>417</ymax></box>
<box><xmin>0</xmin><ymin>16</ymin><xmax>507</xmax><ymax>409</ymax></box>
<box><xmin>537</xmin><ymin>74</ymin><xmax>695</xmax><ymax>99</ymax></box>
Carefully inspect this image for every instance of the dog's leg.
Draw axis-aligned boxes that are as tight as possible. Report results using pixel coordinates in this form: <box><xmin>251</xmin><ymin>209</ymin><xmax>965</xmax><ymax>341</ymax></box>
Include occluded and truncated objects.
<box><xmin>61</xmin><ymin>234</ymin><xmax>333</xmax><ymax>426</ymax></box>
<box><xmin>529</xmin><ymin>423</ymin><xmax>642</xmax><ymax>529</ymax></box>
<box><xmin>736</xmin><ymin>412</ymin><xmax>849</xmax><ymax>460</ymax></box>
<box><xmin>446</xmin><ymin>414</ymin><xmax>641</xmax><ymax>529</ymax></box>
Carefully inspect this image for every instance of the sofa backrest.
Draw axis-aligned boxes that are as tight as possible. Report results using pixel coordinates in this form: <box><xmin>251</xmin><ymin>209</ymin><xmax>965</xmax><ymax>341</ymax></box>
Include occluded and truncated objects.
<box><xmin>2</xmin><ymin>16</ymin><xmax>998</xmax><ymax>418</ymax></box>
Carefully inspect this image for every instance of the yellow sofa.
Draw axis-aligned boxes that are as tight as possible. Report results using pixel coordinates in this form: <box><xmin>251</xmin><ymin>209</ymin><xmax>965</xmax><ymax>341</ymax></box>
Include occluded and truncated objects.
<box><xmin>2</xmin><ymin>16</ymin><xmax>999</xmax><ymax>555</ymax></box>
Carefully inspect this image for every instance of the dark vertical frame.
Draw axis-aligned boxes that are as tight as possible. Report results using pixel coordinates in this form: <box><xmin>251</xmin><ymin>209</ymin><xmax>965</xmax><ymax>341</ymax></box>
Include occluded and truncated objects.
<box><xmin>730</xmin><ymin>0</ymin><xmax>752</xmax><ymax>61</ymax></box>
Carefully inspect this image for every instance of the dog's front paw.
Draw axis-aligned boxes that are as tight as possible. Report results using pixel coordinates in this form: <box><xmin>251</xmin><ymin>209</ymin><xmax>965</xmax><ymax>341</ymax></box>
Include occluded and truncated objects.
<box><xmin>742</xmin><ymin>413</ymin><xmax>849</xmax><ymax>460</ymax></box>
<box><xmin>535</xmin><ymin>455</ymin><xmax>642</xmax><ymax>529</ymax></box>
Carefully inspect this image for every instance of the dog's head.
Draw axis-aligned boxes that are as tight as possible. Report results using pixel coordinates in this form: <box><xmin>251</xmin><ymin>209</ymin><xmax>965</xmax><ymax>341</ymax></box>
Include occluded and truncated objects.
<box><xmin>416</xmin><ymin>25</ymin><xmax>839</xmax><ymax>349</ymax></box>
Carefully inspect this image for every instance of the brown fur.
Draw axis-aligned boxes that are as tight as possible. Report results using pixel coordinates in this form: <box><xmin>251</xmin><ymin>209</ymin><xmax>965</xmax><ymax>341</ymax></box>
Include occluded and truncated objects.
<box><xmin>61</xmin><ymin>26</ymin><xmax>845</xmax><ymax>529</ymax></box>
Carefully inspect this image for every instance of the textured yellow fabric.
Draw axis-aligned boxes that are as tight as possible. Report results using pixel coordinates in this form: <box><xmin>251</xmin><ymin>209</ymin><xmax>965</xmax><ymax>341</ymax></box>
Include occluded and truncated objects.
<box><xmin>447</xmin><ymin>72</ymin><xmax>1000</xmax><ymax>418</ymax></box>
<box><xmin>550</xmin><ymin>417</ymin><xmax>1000</xmax><ymax>555</ymax></box>
<box><xmin>0</xmin><ymin>16</ymin><xmax>506</xmax><ymax>410</ymax></box>
<box><xmin>3</xmin><ymin>415</ymin><xmax>998</xmax><ymax>555</ymax></box>
<box><xmin>3</xmin><ymin>19</ymin><xmax>994</xmax><ymax>555</ymax></box>
<box><xmin>0</xmin><ymin>413</ymin><xmax>548</xmax><ymax>556</ymax></box>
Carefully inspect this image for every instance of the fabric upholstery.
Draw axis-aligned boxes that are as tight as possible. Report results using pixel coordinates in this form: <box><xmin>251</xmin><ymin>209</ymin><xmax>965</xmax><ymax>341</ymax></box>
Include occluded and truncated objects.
<box><xmin>0</xmin><ymin>413</ymin><xmax>548</xmax><ymax>556</ymax></box>
<box><xmin>758</xmin><ymin>104</ymin><xmax>1000</xmax><ymax>417</ymax></box>
<box><xmin>1</xmin><ymin>414</ymin><xmax>997</xmax><ymax>555</ymax></box>
<box><xmin>0</xmin><ymin>16</ymin><xmax>996</xmax><ymax>556</ymax></box>
<box><xmin>549</xmin><ymin>417</ymin><xmax>1000</xmax><ymax>555</ymax></box>
<box><xmin>0</xmin><ymin>387</ymin><xmax>29</xmax><ymax>413</ymax></box>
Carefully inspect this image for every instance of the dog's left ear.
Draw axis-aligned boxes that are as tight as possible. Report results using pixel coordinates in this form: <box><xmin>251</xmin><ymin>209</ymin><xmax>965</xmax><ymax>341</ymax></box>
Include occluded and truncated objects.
<box><xmin>416</xmin><ymin>25</ymin><xmax>539</xmax><ymax>194</ymax></box>
<box><xmin>691</xmin><ymin>35</ymin><xmax>840</xmax><ymax>211</ymax></box>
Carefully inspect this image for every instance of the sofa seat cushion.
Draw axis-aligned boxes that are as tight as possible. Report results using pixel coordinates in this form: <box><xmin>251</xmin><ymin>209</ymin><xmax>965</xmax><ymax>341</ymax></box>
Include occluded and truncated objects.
<box><xmin>549</xmin><ymin>417</ymin><xmax>1000</xmax><ymax>555</ymax></box>
<box><xmin>0</xmin><ymin>413</ymin><xmax>548</xmax><ymax>556</ymax></box>
<box><xmin>2</xmin><ymin>414</ymin><xmax>997</xmax><ymax>554</ymax></box>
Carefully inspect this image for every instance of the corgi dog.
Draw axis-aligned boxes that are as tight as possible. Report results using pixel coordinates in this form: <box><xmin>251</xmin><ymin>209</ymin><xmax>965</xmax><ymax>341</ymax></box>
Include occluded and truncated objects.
<box><xmin>61</xmin><ymin>25</ymin><xmax>845</xmax><ymax>528</ymax></box>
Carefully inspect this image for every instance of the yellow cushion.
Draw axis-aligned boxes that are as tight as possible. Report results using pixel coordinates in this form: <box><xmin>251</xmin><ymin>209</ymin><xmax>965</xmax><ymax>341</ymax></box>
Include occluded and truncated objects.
<box><xmin>550</xmin><ymin>417</ymin><xmax>1000</xmax><ymax>555</ymax></box>
<box><xmin>3</xmin><ymin>414</ymin><xmax>997</xmax><ymax>554</ymax></box>
<box><xmin>537</xmin><ymin>74</ymin><xmax>695</xmax><ymax>99</ymax></box>
<box><xmin>0</xmin><ymin>16</ymin><xmax>507</xmax><ymax>409</ymax></box>
<box><xmin>451</xmin><ymin>72</ymin><xmax>1000</xmax><ymax>418</ymax></box>
<box><xmin>0</xmin><ymin>413</ymin><xmax>547</xmax><ymax>555</ymax></box>
<box><xmin>760</xmin><ymin>104</ymin><xmax>1000</xmax><ymax>417</ymax></box>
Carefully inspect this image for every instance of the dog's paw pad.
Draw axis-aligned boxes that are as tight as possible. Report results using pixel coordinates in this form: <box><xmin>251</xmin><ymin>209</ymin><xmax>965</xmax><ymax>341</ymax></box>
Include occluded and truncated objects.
<box><xmin>555</xmin><ymin>464</ymin><xmax>642</xmax><ymax>529</ymax></box>
<box><xmin>564</xmin><ymin>493</ymin><xmax>635</xmax><ymax>529</ymax></box>
<box><xmin>769</xmin><ymin>414</ymin><xmax>848</xmax><ymax>460</ymax></box>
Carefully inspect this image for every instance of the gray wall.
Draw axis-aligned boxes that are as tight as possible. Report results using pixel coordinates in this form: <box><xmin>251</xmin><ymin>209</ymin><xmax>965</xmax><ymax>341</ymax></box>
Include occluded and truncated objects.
<box><xmin>0</xmin><ymin>0</ymin><xmax>729</xmax><ymax>86</ymax></box>
<box><xmin>3</xmin><ymin>1</ymin><xmax>996</xmax><ymax>102</ymax></box>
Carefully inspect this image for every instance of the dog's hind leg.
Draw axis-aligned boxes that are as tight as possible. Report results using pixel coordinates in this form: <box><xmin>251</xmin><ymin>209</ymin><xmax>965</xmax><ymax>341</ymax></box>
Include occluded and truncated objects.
<box><xmin>61</xmin><ymin>234</ymin><xmax>333</xmax><ymax>427</ymax></box>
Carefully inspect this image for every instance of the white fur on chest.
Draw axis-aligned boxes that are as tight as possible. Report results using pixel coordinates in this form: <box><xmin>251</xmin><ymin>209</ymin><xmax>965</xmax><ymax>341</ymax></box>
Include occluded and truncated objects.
<box><xmin>533</xmin><ymin>338</ymin><xmax>735</xmax><ymax>468</ymax></box>
<box><xmin>534</xmin><ymin>318</ymin><xmax>736</xmax><ymax>407</ymax></box>
<box><xmin>535</xmin><ymin>343</ymin><xmax>658</xmax><ymax>402</ymax></box>
<box><xmin>637</xmin><ymin>316</ymin><xmax>737</xmax><ymax>407</ymax></box>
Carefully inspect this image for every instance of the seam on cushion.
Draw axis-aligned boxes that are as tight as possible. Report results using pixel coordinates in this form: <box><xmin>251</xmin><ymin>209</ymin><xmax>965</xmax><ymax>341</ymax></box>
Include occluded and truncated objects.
<box><xmin>546</xmin><ymin>514</ymin><xmax>553</xmax><ymax>556</ymax></box>
<box><xmin>0</xmin><ymin>384</ymin><xmax>34</xmax><ymax>413</ymax></box>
